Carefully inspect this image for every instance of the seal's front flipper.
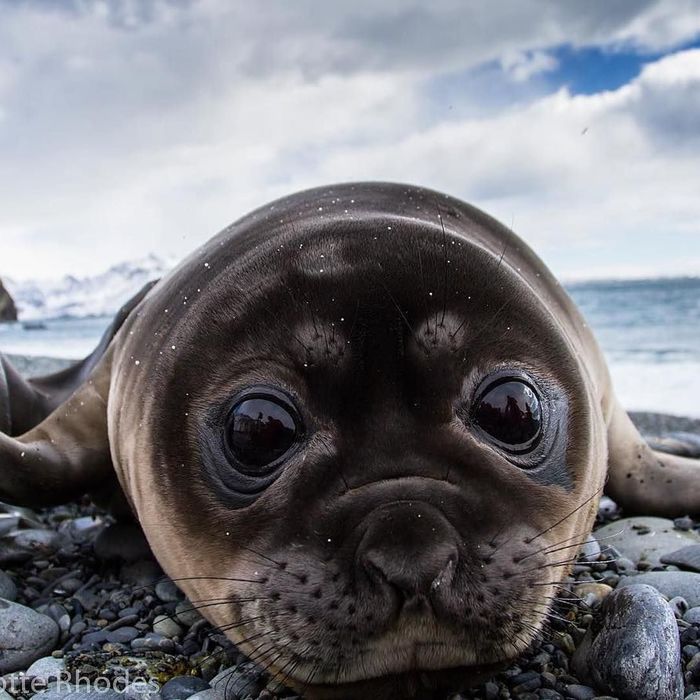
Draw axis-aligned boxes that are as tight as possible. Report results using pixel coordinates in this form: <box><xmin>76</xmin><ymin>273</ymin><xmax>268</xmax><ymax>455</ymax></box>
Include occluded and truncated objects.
<box><xmin>0</xmin><ymin>281</ymin><xmax>157</xmax><ymax>508</ymax></box>
<box><xmin>0</xmin><ymin>349</ymin><xmax>114</xmax><ymax>506</ymax></box>
<box><xmin>605</xmin><ymin>400</ymin><xmax>700</xmax><ymax>517</ymax></box>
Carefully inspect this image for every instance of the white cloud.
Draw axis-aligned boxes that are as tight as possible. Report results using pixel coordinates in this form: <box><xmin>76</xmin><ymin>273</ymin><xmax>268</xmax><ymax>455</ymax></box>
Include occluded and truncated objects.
<box><xmin>500</xmin><ymin>50</ymin><xmax>558</xmax><ymax>82</ymax></box>
<box><xmin>0</xmin><ymin>1</ymin><xmax>699</xmax><ymax>281</ymax></box>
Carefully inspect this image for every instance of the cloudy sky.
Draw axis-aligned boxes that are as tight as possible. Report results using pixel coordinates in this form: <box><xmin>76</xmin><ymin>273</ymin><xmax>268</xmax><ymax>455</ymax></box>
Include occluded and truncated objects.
<box><xmin>1</xmin><ymin>0</ymin><xmax>700</xmax><ymax>282</ymax></box>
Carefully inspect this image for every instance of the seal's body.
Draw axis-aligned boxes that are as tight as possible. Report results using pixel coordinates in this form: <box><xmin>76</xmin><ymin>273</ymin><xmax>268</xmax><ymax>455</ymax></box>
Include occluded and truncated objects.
<box><xmin>1</xmin><ymin>183</ymin><xmax>698</xmax><ymax>699</ymax></box>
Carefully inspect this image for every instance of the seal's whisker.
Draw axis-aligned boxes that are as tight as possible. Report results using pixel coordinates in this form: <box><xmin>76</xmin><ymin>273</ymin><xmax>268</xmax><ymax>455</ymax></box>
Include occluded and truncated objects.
<box><xmin>524</xmin><ymin>486</ymin><xmax>604</xmax><ymax>545</ymax></box>
<box><xmin>237</xmin><ymin>543</ymin><xmax>287</xmax><ymax>569</ymax></box>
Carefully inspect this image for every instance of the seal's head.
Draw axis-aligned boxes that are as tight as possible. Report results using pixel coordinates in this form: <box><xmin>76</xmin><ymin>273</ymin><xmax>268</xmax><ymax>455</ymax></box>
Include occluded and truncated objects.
<box><xmin>110</xmin><ymin>183</ymin><xmax>606</xmax><ymax>697</ymax></box>
<box><xmin>2</xmin><ymin>183</ymin><xmax>697</xmax><ymax>699</ymax></box>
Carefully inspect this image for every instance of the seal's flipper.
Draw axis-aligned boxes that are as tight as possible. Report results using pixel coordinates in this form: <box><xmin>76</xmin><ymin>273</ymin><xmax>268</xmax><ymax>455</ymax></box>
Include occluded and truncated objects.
<box><xmin>605</xmin><ymin>400</ymin><xmax>700</xmax><ymax>517</ymax></box>
<box><xmin>0</xmin><ymin>350</ymin><xmax>114</xmax><ymax>506</ymax></box>
<box><xmin>0</xmin><ymin>280</ymin><xmax>157</xmax><ymax>507</ymax></box>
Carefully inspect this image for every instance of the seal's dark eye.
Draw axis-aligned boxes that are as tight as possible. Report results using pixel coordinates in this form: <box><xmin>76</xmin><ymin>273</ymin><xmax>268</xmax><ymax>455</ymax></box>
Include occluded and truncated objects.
<box><xmin>472</xmin><ymin>380</ymin><xmax>542</xmax><ymax>453</ymax></box>
<box><xmin>226</xmin><ymin>394</ymin><xmax>300</xmax><ymax>470</ymax></box>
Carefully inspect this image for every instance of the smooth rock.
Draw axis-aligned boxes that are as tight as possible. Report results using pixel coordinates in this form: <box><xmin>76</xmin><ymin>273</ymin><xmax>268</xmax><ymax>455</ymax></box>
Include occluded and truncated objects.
<box><xmin>0</xmin><ymin>571</ymin><xmax>16</xmax><ymax>601</ymax></box>
<box><xmin>661</xmin><ymin>544</ymin><xmax>700</xmax><ymax>573</ymax></box>
<box><xmin>160</xmin><ymin>676</ymin><xmax>209</xmax><ymax>700</ymax></box>
<box><xmin>617</xmin><ymin>571</ymin><xmax>700</xmax><ymax>607</ymax></box>
<box><xmin>578</xmin><ymin>535</ymin><xmax>601</xmax><ymax>563</ymax></box>
<box><xmin>593</xmin><ymin>517</ymin><xmax>700</xmax><ymax>567</ymax></box>
<box><xmin>572</xmin><ymin>582</ymin><xmax>613</xmax><ymax>608</ymax></box>
<box><xmin>597</xmin><ymin>496</ymin><xmax>619</xmax><ymax>519</ymax></box>
<box><xmin>685</xmin><ymin>607</ymin><xmax>700</xmax><ymax>625</ymax></box>
<box><xmin>93</xmin><ymin>523</ymin><xmax>152</xmax><ymax>562</ymax></box>
<box><xmin>155</xmin><ymin>579</ymin><xmax>182</xmax><ymax>603</ymax></box>
<box><xmin>32</xmin><ymin>685</ymin><xmax>123</xmax><ymax>700</ymax></box>
<box><xmin>175</xmin><ymin>601</ymin><xmax>203</xmax><ymax>628</ymax></box>
<box><xmin>152</xmin><ymin>615</ymin><xmax>182</xmax><ymax>639</ymax></box>
<box><xmin>572</xmin><ymin>584</ymin><xmax>683</xmax><ymax>699</ymax></box>
<box><xmin>25</xmin><ymin>656</ymin><xmax>66</xmax><ymax>682</ymax></box>
<box><xmin>58</xmin><ymin>517</ymin><xmax>105</xmax><ymax>543</ymax></box>
<box><xmin>122</xmin><ymin>680</ymin><xmax>161</xmax><ymax>700</ymax></box>
<box><xmin>186</xmin><ymin>691</ymin><xmax>215</xmax><ymax>700</ymax></box>
<box><xmin>210</xmin><ymin>667</ymin><xmax>262</xmax><ymax>700</ymax></box>
<box><xmin>0</xmin><ymin>599</ymin><xmax>59</xmax><ymax>673</ymax></box>
<box><xmin>105</xmin><ymin>627</ymin><xmax>140</xmax><ymax>644</ymax></box>
<box><xmin>563</xmin><ymin>685</ymin><xmax>597</xmax><ymax>700</ymax></box>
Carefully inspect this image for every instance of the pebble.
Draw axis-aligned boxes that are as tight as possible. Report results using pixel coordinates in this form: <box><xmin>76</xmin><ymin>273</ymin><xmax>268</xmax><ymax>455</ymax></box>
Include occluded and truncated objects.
<box><xmin>685</xmin><ymin>607</ymin><xmax>700</xmax><ymax>625</ymax></box>
<box><xmin>155</xmin><ymin>578</ymin><xmax>182</xmax><ymax>603</ymax></box>
<box><xmin>131</xmin><ymin>633</ymin><xmax>176</xmax><ymax>653</ymax></box>
<box><xmin>175</xmin><ymin>600</ymin><xmax>203</xmax><ymax>627</ymax></box>
<box><xmin>32</xmin><ymin>685</ymin><xmax>123</xmax><ymax>700</ymax></box>
<box><xmin>572</xmin><ymin>582</ymin><xmax>613</xmax><ymax>608</ymax></box>
<box><xmin>563</xmin><ymin>684</ymin><xmax>597</xmax><ymax>699</ymax></box>
<box><xmin>661</xmin><ymin>544</ymin><xmax>700</xmax><ymax>573</ymax></box>
<box><xmin>0</xmin><ymin>599</ymin><xmax>59</xmax><ymax>673</ymax></box>
<box><xmin>105</xmin><ymin>626</ymin><xmax>140</xmax><ymax>644</ymax></box>
<box><xmin>593</xmin><ymin>517</ymin><xmax>700</xmax><ymax>567</ymax></box>
<box><xmin>0</xmin><ymin>569</ymin><xmax>17</xmax><ymax>601</ymax></box>
<box><xmin>617</xmin><ymin>570</ymin><xmax>700</xmax><ymax>607</ymax></box>
<box><xmin>572</xmin><ymin>584</ymin><xmax>683</xmax><ymax>699</ymax></box>
<box><xmin>25</xmin><ymin>655</ymin><xmax>66</xmax><ymax>682</ymax></box>
<box><xmin>152</xmin><ymin>614</ymin><xmax>182</xmax><ymax>638</ymax></box>
<box><xmin>160</xmin><ymin>675</ymin><xmax>209</xmax><ymax>700</ymax></box>
<box><xmin>578</xmin><ymin>535</ymin><xmax>601</xmax><ymax>563</ymax></box>
<box><xmin>186</xmin><ymin>691</ymin><xmax>215</xmax><ymax>700</ymax></box>
<box><xmin>122</xmin><ymin>680</ymin><xmax>161</xmax><ymax>700</ymax></box>
<box><xmin>210</xmin><ymin>667</ymin><xmax>263</xmax><ymax>700</ymax></box>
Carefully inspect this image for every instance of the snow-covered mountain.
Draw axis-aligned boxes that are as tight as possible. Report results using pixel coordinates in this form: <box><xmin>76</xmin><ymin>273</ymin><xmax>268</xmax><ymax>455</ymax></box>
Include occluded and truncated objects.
<box><xmin>4</xmin><ymin>254</ymin><xmax>174</xmax><ymax>320</ymax></box>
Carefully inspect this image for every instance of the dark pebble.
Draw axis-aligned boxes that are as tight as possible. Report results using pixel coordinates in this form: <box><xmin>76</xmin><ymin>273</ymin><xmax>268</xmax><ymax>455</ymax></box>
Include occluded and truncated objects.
<box><xmin>564</xmin><ymin>684</ymin><xmax>597</xmax><ymax>699</ymax></box>
<box><xmin>105</xmin><ymin>626</ymin><xmax>139</xmax><ymax>644</ymax></box>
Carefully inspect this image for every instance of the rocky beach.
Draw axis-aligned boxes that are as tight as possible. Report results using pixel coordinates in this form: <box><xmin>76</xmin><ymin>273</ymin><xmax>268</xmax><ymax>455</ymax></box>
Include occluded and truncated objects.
<box><xmin>1</xmin><ymin>355</ymin><xmax>700</xmax><ymax>700</ymax></box>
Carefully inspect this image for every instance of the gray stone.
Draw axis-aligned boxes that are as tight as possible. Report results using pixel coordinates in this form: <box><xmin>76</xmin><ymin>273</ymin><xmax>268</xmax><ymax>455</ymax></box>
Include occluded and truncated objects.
<box><xmin>32</xmin><ymin>685</ymin><xmax>123</xmax><ymax>700</ymax></box>
<box><xmin>0</xmin><ymin>599</ymin><xmax>59</xmax><ymax>673</ymax></box>
<box><xmin>578</xmin><ymin>535</ymin><xmax>601</xmax><ymax>563</ymax></box>
<box><xmin>122</xmin><ymin>680</ymin><xmax>161</xmax><ymax>700</ymax></box>
<box><xmin>58</xmin><ymin>517</ymin><xmax>105</xmax><ymax>543</ymax></box>
<box><xmin>597</xmin><ymin>495</ymin><xmax>619</xmax><ymax>519</ymax></box>
<box><xmin>155</xmin><ymin>579</ymin><xmax>182</xmax><ymax>603</ymax></box>
<box><xmin>25</xmin><ymin>656</ymin><xmax>66</xmax><ymax>683</ymax></box>
<box><xmin>160</xmin><ymin>676</ymin><xmax>209</xmax><ymax>700</ymax></box>
<box><xmin>563</xmin><ymin>685</ymin><xmax>597</xmax><ymax>700</ymax></box>
<box><xmin>210</xmin><ymin>667</ymin><xmax>262</xmax><ymax>700</ymax></box>
<box><xmin>152</xmin><ymin>615</ymin><xmax>182</xmax><ymax>639</ymax></box>
<box><xmin>186</xmin><ymin>691</ymin><xmax>215</xmax><ymax>700</ymax></box>
<box><xmin>105</xmin><ymin>627</ymin><xmax>139</xmax><ymax>644</ymax></box>
<box><xmin>593</xmin><ymin>517</ymin><xmax>700</xmax><ymax>567</ymax></box>
<box><xmin>175</xmin><ymin>601</ymin><xmax>203</xmax><ymax>628</ymax></box>
<box><xmin>685</xmin><ymin>607</ymin><xmax>700</xmax><ymax>625</ymax></box>
<box><xmin>572</xmin><ymin>584</ymin><xmax>683</xmax><ymax>700</ymax></box>
<box><xmin>617</xmin><ymin>571</ymin><xmax>700</xmax><ymax>607</ymax></box>
<box><xmin>93</xmin><ymin>523</ymin><xmax>152</xmax><ymax>562</ymax></box>
<box><xmin>0</xmin><ymin>571</ymin><xmax>16</xmax><ymax>601</ymax></box>
<box><xmin>661</xmin><ymin>544</ymin><xmax>700</xmax><ymax>572</ymax></box>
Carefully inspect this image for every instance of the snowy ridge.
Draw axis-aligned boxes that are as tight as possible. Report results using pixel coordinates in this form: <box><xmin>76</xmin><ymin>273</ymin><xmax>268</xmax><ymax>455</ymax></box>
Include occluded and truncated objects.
<box><xmin>4</xmin><ymin>254</ymin><xmax>174</xmax><ymax>320</ymax></box>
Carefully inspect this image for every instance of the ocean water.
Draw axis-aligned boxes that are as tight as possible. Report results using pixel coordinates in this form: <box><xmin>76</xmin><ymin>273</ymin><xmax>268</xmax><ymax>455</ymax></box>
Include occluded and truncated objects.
<box><xmin>0</xmin><ymin>277</ymin><xmax>698</xmax><ymax>417</ymax></box>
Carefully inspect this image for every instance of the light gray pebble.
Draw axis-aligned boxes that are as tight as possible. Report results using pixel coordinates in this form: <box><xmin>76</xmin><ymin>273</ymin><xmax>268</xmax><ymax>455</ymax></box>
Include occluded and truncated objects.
<box><xmin>152</xmin><ymin>615</ymin><xmax>182</xmax><ymax>639</ymax></box>
<box><xmin>563</xmin><ymin>684</ymin><xmax>597</xmax><ymax>700</ymax></box>
<box><xmin>594</xmin><ymin>517</ymin><xmax>700</xmax><ymax>567</ymax></box>
<box><xmin>122</xmin><ymin>680</ymin><xmax>161</xmax><ymax>700</ymax></box>
<box><xmin>685</xmin><ymin>607</ymin><xmax>700</xmax><ymax>625</ymax></box>
<box><xmin>617</xmin><ymin>571</ymin><xmax>700</xmax><ymax>607</ymax></box>
<box><xmin>25</xmin><ymin>656</ymin><xmax>66</xmax><ymax>683</ymax></box>
<box><xmin>0</xmin><ymin>599</ymin><xmax>59</xmax><ymax>673</ymax></box>
<box><xmin>579</xmin><ymin>535</ymin><xmax>601</xmax><ymax>563</ymax></box>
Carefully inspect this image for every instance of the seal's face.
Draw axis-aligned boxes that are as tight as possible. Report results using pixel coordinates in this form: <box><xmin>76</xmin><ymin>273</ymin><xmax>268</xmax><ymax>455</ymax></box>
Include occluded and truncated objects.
<box><xmin>113</xmin><ymin>207</ymin><xmax>606</xmax><ymax>698</ymax></box>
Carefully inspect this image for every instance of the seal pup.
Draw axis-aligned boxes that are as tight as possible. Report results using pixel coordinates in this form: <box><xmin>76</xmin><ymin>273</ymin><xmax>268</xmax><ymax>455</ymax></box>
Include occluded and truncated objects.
<box><xmin>1</xmin><ymin>183</ymin><xmax>698</xmax><ymax>699</ymax></box>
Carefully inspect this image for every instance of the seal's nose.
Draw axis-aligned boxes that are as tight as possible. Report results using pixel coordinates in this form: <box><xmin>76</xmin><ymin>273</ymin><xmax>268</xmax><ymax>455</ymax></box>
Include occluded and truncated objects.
<box><xmin>358</xmin><ymin>502</ymin><xmax>458</xmax><ymax>600</ymax></box>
